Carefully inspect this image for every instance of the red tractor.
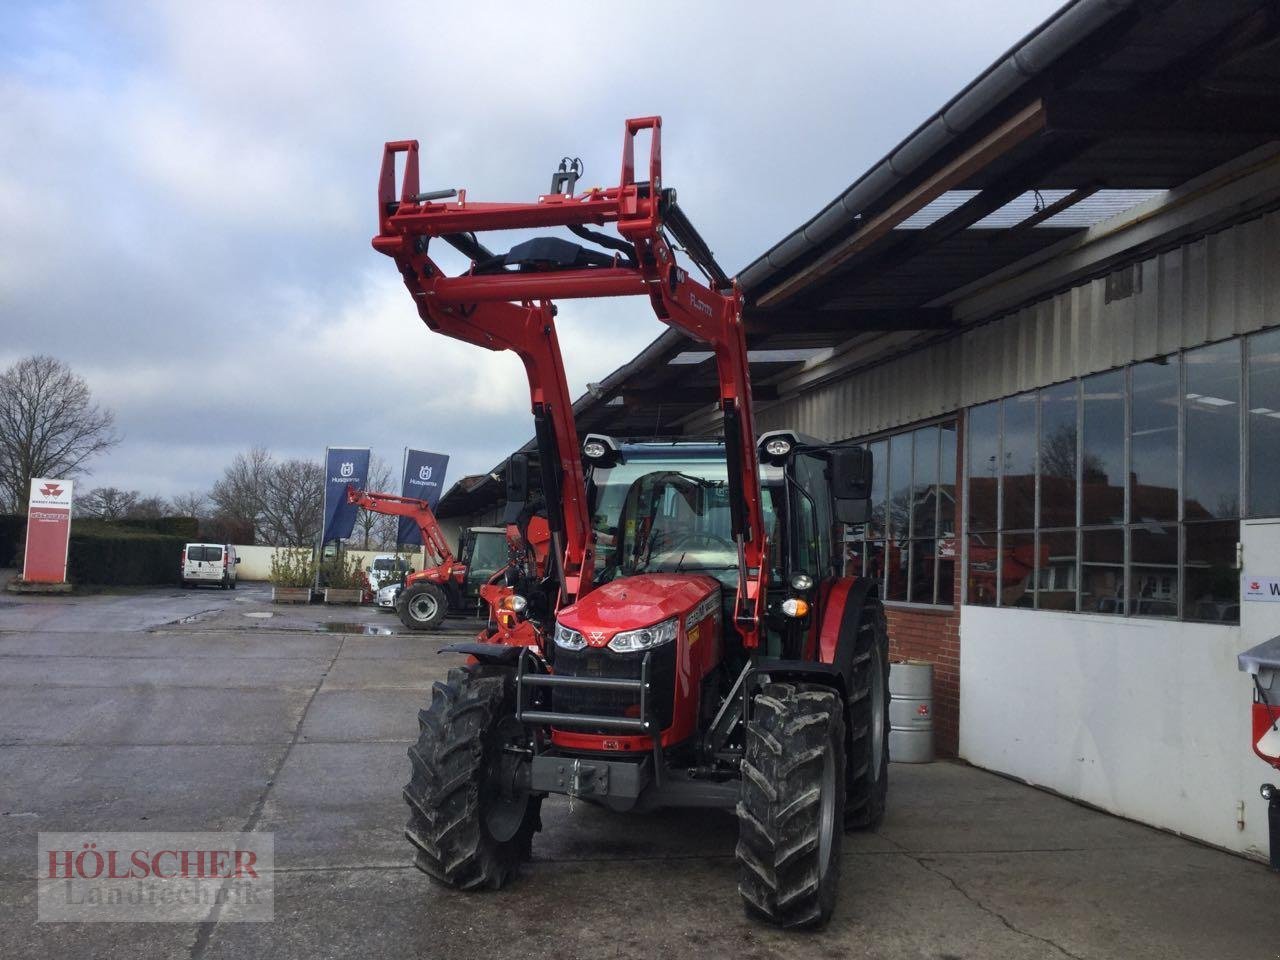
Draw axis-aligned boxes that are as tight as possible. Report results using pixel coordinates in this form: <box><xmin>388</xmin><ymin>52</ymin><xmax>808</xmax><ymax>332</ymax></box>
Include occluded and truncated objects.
<box><xmin>374</xmin><ymin>117</ymin><xmax>890</xmax><ymax>928</ymax></box>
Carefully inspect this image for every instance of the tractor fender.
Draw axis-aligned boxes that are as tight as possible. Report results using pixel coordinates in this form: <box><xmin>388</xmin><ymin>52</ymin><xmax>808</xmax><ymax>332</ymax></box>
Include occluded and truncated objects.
<box><xmin>752</xmin><ymin>658</ymin><xmax>846</xmax><ymax>695</ymax></box>
<box><xmin>817</xmin><ymin>576</ymin><xmax>880</xmax><ymax>691</ymax></box>
<box><xmin>437</xmin><ymin>642</ymin><xmax>523</xmax><ymax>665</ymax></box>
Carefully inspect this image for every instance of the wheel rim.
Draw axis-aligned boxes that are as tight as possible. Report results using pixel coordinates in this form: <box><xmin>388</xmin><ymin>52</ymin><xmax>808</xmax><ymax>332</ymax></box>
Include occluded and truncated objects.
<box><xmin>483</xmin><ymin>716</ymin><xmax>529</xmax><ymax>843</ymax></box>
<box><xmin>818</xmin><ymin>734</ymin><xmax>837</xmax><ymax>878</ymax></box>
<box><xmin>409</xmin><ymin>592</ymin><xmax>438</xmax><ymax>622</ymax></box>
<box><xmin>870</xmin><ymin>642</ymin><xmax>886</xmax><ymax>782</ymax></box>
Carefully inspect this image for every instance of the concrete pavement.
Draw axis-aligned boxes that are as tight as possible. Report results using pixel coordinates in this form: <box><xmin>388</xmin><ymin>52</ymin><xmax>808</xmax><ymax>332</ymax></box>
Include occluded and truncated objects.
<box><xmin>0</xmin><ymin>584</ymin><xmax>1274</xmax><ymax>959</ymax></box>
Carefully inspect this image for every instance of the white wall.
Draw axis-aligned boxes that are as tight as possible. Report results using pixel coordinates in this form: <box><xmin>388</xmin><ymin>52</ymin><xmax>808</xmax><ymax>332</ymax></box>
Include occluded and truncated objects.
<box><xmin>959</xmin><ymin>605</ymin><xmax>1269</xmax><ymax>859</ymax></box>
<box><xmin>232</xmin><ymin>545</ymin><xmax>429</xmax><ymax>582</ymax></box>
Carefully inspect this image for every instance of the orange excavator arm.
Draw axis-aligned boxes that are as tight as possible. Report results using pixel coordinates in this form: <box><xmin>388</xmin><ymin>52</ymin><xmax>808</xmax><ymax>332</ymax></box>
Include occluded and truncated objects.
<box><xmin>345</xmin><ymin>485</ymin><xmax>454</xmax><ymax>569</ymax></box>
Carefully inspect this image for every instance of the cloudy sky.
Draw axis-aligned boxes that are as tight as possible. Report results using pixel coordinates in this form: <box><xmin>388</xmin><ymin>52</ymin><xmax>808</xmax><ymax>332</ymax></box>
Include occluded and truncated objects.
<box><xmin>1</xmin><ymin>0</ymin><xmax>1065</xmax><ymax>500</ymax></box>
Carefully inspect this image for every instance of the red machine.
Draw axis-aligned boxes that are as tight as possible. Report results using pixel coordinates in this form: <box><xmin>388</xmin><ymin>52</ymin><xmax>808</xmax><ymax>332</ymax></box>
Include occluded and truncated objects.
<box><xmin>1238</xmin><ymin>637</ymin><xmax>1280</xmax><ymax>870</ymax></box>
<box><xmin>376</xmin><ymin>118</ymin><xmax>889</xmax><ymax>928</ymax></box>
<box><xmin>345</xmin><ymin>485</ymin><xmax>465</xmax><ymax>630</ymax></box>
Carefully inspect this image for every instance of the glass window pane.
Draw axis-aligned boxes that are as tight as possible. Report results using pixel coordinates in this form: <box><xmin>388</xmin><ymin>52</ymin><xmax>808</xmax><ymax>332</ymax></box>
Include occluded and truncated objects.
<box><xmin>910</xmin><ymin>539</ymin><xmax>936</xmax><ymax>603</ymax></box>
<box><xmin>939</xmin><ymin>421</ymin><xmax>958</xmax><ymax>536</ymax></box>
<box><xmin>866</xmin><ymin>541</ymin><xmax>886</xmax><ymax>593</ymax></box>
<box><xmin>966</xmin><ymin>534</ymin><xmax>997</xmax><ymax>606</ymax></box>
<box><xmin>1039</xmin><ymin>382</ymin><xmax>1078</xmax><ymax>528</ymax></box>
<box><xmin>1248</xmin><ymin>329</ymin><xmax>1280</xmax><ymax>517</ymax></box>
<box><xmin>1129</xmin><ymin>525</ymin><xmax>1178</xmax><ymax>618</ymax></box>
<box><xmin>937</xmin><ymin>546</ymin><xmax>956</xmax><ymax>606</ymax></box>
<box><xmin>911</xmin><ymin>426</ymin><xmax>939</xmax><ymax>537</ymax></box>
<box><xmin>1001</xmin><ymin>532</ymin><xmax>1035</xmax><ymax>607</ymax></box>
<box><xmin>844</xmin><ymin>538</ymin><xmax>865</xmax><ymax>577</ymax></box>
<box><xmin>1036</xmin><ymin>530</ymin><xmax>1077</xmax><ymax>611</ymax></box>
<box><xmin>1082</xmin><ymin>371</ymin><xmax>1126</xmax><ymax>525</ymax></box>
<box><xmin>1081</xmin><ymin>528</ymin><xmax>1124</xmax><ymax>615</ymax></box>
<box><xmin>1130</xmin><ymin>356</ymin><xmax>1179</xmax><ymax>523</ymax></box>
<box><xmin>1002</xmin><ymin>394</ymin><xmax>1037</xmax><ymax>530</ymax></box>
<box><xmin>888</xmin><ymin>433</ymin><xmax>912</xmax><ymax>540</ymax></box>
<box><xmin>1184</xmin><ymin>521</ymin><xmax>1239</xmax><ymax>624</ymax></box>
<box><xmin>1184</xmin><ymin>339</ymin><xmax>1241</xmax><ymax>519</ymax></box>
<box><xmin>885</xmin><ymin>538</ymin><xmax>908</xmax><ymax>602</ymax></box>
<box><xmin>867</xmin><ymin>439</ymin><xmax>888</xmax><ymax>539</ymax></box>
<box><xmin>967</xmin><ymin>402</ymin><xmax>999</xmax><ymax>531</ymax></box>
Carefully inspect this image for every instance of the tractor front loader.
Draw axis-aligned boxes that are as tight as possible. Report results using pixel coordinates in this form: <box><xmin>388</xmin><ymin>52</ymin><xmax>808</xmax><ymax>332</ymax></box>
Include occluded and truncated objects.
<box><xmin>373</xmin><ymin>117</ymin><xmax>890</xmax><ymax>928</ymax></box>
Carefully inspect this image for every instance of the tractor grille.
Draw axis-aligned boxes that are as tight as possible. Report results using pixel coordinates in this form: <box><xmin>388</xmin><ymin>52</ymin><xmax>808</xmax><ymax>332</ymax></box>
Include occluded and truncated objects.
<box><xmin>551</xmin><ymin>643</ymin><xmax>676</xmax><ymax>732</ymax></box>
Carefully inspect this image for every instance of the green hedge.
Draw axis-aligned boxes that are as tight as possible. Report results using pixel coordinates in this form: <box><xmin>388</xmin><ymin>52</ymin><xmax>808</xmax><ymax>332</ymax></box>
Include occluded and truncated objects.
<box><xmin>66</xmin><ymin>522</ymin><xmax>186</xmax><ymax>586</ymax></box>
<box><xmin>0</xmin><ymin>513</ymin><xmax>23</xmax><ymax>568</ymax></box>
<box><xmin>116</xmin><ymin>516</ymin><xmax>200</xmax><ymax>539</ymax></box>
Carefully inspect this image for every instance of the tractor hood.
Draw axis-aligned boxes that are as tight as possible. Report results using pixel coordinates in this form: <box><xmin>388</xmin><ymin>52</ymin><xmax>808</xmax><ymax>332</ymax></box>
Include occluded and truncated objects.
<box><xmin>558</xmin><ymin>573</ymin><xmax>719</xmax><ymax>647</ymax></box>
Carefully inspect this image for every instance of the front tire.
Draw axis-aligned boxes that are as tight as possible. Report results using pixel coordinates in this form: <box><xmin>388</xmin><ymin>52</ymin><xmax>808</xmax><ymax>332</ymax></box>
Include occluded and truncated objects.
<box><xmin>403</xmin><ymin>665</ymin><xmax>541</xmax><ymax>890</ymax></box>
<box><xmin>397</xmin><ymin>582</ymin><xmax>447</xmax><ymax>631</ymax></box>
<box><xmin>736</xmin><ymin>682</ymin><xmax>845</xmax><ymax>929</ymax></box>
<box><xmin>845</xmin><ymin>597</ymin><xmax>890</xmax><ymax>830</ymax></box>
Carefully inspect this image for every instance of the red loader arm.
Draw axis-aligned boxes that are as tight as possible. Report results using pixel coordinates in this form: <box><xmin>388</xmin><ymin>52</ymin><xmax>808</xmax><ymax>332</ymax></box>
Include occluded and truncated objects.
<box><xmin>372</xmin><ymin>118</ymin><xmax>769</xmax><ymax>647</ymax></box>
<box><xmin>345</xmin><ymin>485</ymin><xmax>454</xmax><ymax>569</ymax></box>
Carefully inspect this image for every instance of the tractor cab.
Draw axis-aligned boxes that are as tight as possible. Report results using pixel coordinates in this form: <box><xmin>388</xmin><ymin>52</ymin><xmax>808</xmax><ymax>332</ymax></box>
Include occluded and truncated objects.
<box><xmin>459</xmin><ymin>526</ymin><xmax>507</xmax><ymax>602</ymax></box>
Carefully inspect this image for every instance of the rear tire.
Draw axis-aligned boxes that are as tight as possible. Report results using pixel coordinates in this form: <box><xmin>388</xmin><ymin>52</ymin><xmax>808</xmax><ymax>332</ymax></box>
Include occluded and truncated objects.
<box><xmin>736</xmin><ymin>681</ymin><xmax>845</xmax><ymax>929</ymax></box>
<box><xmin>397</xmin><ymin>582</ymin><xmax>447</xmax><ymax>631</ymax></box>
<box><xmin>403</xmin><ymin>665</ymin><xmax>541</xmax><ymax>890</ymax></box>
<box><xmin>845</xmin><ymin>597</ymin><xmax>890</xmax><ymax>830</ymax></box>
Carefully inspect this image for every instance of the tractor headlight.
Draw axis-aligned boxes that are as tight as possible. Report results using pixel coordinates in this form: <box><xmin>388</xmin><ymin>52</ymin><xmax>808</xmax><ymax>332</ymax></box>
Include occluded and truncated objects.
<box><xmin>790</xmin><ymin>573</ymin><xmax>814</xmax><ymax>592</ymax></box>
<box><xmin>554</xmin><ymin>621</ymin><xmax>587</xmax><ymax>650</ymax></box>
<box><xmin>607</xmin><ymin>616</ymin><xmax>678</xmax><ymax>654</ymax></box>
<box><xmin>500</xmin><ymin>594</ymin><xmax>528</xmax><ymax>614</ymax></box>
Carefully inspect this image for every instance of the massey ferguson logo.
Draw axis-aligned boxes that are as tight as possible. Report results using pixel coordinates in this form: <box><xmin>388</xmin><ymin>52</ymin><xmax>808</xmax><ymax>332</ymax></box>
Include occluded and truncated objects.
<box><xmin>589</xmin><ymin>630</ymin><xmax>607</xmax><ymax>643</ymax></box>
<box><xmin>339</xmin><ymin>462</ymin><xmax>354</xmax><ymax>479</ymax></box>
<box><xmin>418</xmin><ymin>465</ymin><xmax>433</xmax><ymax>481</ymax></box>
<box><xmin>40</xmin><ymin>483</ymin><xmax>63</xmax><ymax>498</ymax></box>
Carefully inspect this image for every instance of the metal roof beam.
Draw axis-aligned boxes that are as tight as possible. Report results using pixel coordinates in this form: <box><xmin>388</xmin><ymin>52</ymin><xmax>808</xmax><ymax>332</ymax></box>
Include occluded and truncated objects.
<box><xmin>1045</xmin><ymin>92</ymin><xmax>1280</xmax><ymax>137</ymax></box>
<box><xmin>743</xmin><ymin>307</ymin><xmax>954</xmax><ymax>335</ymax></box>
<box><xmin>754</xmin><ymin>100</ymin><xmax>1048</xmax><ymax>310</ymax></box>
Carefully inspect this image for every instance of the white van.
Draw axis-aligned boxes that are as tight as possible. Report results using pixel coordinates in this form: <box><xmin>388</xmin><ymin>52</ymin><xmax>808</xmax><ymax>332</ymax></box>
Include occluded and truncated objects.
<box><xmin>182</xmin><ymin>543</ymin><xmax>240</xmax><ymax>589</ymax></box>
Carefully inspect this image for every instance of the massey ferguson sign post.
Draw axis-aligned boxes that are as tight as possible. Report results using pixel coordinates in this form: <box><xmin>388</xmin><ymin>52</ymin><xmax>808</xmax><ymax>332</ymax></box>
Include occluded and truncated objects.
<box><xmin>24</xmin><ymin>478</ymin><xmax>74</xmax><ymax>583</ymax></box>
<box><xmin>396</xmin><ymin>448</ymin><xmax>449</xmax><ymax>546</ymax></box>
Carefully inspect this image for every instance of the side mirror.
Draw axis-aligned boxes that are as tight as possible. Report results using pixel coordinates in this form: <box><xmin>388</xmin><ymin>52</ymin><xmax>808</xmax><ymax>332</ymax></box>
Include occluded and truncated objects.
<box><xmin>831</xmin><ymin>446</ymin><xmax>873</xmax><ymax>524</ymax></box>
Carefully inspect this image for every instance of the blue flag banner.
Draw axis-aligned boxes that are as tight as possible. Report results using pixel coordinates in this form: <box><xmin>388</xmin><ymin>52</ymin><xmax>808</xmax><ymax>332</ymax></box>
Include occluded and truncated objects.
<box><xmin>397</xmin><ymin>449</ymin><xmax>450</xmax><ymax>546</ymax></box>
<box><xmin>321</xmin><ymin>447</ymin><xmax>371</xmax><ymax>544</ymax></box>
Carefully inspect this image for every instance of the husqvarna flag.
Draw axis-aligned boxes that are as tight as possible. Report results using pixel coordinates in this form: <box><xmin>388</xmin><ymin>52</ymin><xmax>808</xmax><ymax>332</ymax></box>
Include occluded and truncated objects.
<box><xmin>320</xmin><ymin>447</ymin><xmax>370</xmax><ymax>545</ymax></box>
<box><xmin>24</xmin><ymin>478</ymin><xmax>73</xmax><ymax>583</ymax></box>
<box><xmin>397</xmin><ymin>449</ymin><xmax>449</xmax><ymax>546</ymax></box>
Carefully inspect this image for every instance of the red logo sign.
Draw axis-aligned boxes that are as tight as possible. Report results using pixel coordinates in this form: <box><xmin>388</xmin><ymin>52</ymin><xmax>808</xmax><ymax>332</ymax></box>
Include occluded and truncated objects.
<box><xmin>1252</xmin><ymin>582</ymin><xmax>1260</xmax><ymax>590</ymax></box>
<box><xmin>40</xmin><ymin>483</ymin><xmax>63</xmax><ymax>497</ymax></box>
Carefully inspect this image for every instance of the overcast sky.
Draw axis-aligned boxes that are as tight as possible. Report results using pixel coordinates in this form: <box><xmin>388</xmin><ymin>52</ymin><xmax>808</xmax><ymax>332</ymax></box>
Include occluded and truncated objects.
<box><xmin>1</xmin><ymin>0</ymin><xmax>1066</xmax><ymax>500</ymax></box>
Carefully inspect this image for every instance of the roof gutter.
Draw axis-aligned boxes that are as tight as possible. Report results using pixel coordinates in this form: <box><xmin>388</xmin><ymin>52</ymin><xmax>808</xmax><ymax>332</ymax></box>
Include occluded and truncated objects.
<box><xmin>736</xmin><ymin>0</ymin><xmax>1135</xmax><ymax>296</ymax></box>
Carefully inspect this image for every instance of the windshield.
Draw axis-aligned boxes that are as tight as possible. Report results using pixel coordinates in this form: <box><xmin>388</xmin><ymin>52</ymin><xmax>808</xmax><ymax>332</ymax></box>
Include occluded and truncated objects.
<box><xmin>590</xmin><ymin>454</ymin><xmax>778</xmax><ymax>585</ymax></box>
<box><xmin>468</xmin><ymin>532</ymin><xmax>508</xmax><ymax>576</ymax></box>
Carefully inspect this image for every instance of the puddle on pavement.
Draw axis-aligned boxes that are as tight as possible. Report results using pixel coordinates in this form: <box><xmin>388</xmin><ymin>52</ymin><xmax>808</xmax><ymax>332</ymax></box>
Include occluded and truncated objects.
<box><xmin>243</xmin><ymin>611</ymin><xmax>274</xmax><ymax>619</ymax></box>
<box><xmin>318</xmin><ymin>621</ymin><xmax>394</xmax><ymax>636</ymax></box>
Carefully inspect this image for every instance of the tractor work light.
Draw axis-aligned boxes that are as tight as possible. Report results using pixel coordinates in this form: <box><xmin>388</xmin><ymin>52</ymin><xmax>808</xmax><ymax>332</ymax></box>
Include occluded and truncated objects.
<box><xmin>781</xmin><ymin>598</ymin><xmax>810</xmax><ymax>618</ymax></box>
<box><xmin>764</xmin><ymin>438</ymin><xmax>792</xmax><ymax>458</ymax></box>
<box><xmin>500</xmin><ymin>594</ymin><xmax>528</xmax><ymax>614</ymax></box>
<box><xmin>581</xmin><ymin>433</ymin><xmax>620</xmax><ymax>465</ymax></box>
<box><xmin>790</xmin><ymin>573</ymin><xmax>814</xmax><ymax>592</ymax></box>
<box><xmin>554</xmin><ymin>621</ymin><xmax>587</xmax><ymax>650</ymax></box>
<box><xmin>582</xmin><ymin>440</ymin><xmax>608</xmax><ymax>460</ymax></box>
<box><xmin>607</xmin><ymin>616</ymin><xmax>678</xmax><ymax>653</ymax></box>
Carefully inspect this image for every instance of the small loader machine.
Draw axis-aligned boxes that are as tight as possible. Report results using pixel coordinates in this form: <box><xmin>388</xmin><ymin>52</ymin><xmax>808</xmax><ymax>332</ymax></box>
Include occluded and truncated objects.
<box><xmin>373</xmin><ymin>117</ymin><xmax>891</xmax><ymax>928</ymax></box>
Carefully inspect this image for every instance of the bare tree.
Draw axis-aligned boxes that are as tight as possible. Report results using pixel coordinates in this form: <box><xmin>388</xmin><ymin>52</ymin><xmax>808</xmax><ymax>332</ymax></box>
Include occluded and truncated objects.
<box><xmin>210</xmin><ymin>446</ymin><xmax>272</xmax><ymax>540</ymax></box>
<box><xmin>170</xmin><ymin>491</ymin><xmax>210</xmax><ymax>519</ymax></box>
<box><xmin>0</xmin><ymin>355</ymin><xmax>118</xmax><ymax>512</ymax></box>
<box><xmin>128</xmin><ymin>495</ymin><xmax>168</xmax><ymax>519</ymax></box>
<box><xmin>260</xmin><ymin>458</ymin><xmax>324</xmax><ymax>546</ymax></box>
<box><xmin>354</xmin><ymin>454</ymin><xmax>395</xmax><ymax>550</ymax></box>
<box><xmin>79</xmin><ymin>486</ymin><xmax>140</xmax><ymax>520</ymax></box>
